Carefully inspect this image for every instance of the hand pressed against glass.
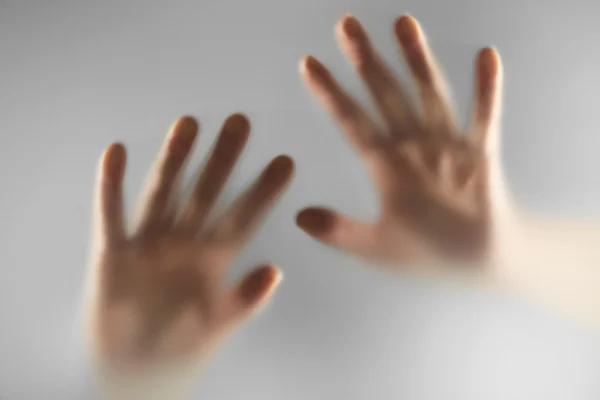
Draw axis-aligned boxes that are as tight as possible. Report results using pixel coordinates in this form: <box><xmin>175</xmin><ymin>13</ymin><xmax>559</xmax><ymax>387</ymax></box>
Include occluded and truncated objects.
<box><xmin>87</xmin><ymin>114</ymin><xmax>294</xmax><ymax>370</ymax></box>
<box><xmin>297</xmin><ymin>15</ymin><xmax>506</xmax><ymax>268</ymax></box>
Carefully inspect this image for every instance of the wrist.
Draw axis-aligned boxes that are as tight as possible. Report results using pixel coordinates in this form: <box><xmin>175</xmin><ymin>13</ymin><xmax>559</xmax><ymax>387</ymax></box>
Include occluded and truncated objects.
<box><xmin>490</xmin><ymin>212</ymin><xmax>600</xmax><ymax>329</ymax></box>
<box><xmin>97</xmin><ymin>360</ymin><xmax>198</xmax><ymax>400</ymax></box>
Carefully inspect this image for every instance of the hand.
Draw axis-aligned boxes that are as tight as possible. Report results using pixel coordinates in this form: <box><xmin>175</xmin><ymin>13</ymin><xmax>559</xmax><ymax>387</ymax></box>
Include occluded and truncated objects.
<box><xmin>297</xmin><ymin>14</ymin><xmax>511</xmax><ymax>269</ymax></box>
<box><xmin>86</xmin><ymin>114</ymin><xmax>294</xmax><ymax>372</ymax></box>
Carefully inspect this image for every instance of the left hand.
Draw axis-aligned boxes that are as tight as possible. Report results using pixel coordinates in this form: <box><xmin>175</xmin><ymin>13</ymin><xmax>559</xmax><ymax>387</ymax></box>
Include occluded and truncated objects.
<box><xmin>87</xmin><ymin>114</ymin><xmax>294</xmax><ymax>375</ymax></box>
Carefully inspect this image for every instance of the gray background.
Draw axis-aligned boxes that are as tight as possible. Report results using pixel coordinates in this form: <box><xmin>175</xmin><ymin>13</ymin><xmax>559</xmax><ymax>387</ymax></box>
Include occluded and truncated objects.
<box><xmin>0</xmin><ymin>0</ymin><xmax>599</xmax><ymax>399</ymax></box>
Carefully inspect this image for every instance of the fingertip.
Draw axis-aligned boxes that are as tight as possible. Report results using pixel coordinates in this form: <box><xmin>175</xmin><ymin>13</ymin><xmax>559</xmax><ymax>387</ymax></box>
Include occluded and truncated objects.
<box><xmin>101</xmin><ymin>142</ymin><xmax>127</xmax><ymax>181</ymax></box>
<box><xmin>337</xmin><ymin>12</ymin><xmax>355</xmax><ymax>25</ymax></box>
<box><xmin>296</xmin><ymin>207</ymin><xmax>335</xmax><ymax>237</ymax></box>
<box><xmin>224</xmin><ymin>112</ymin><xmax>251</xmax><ymax>133</ymax></box>
<box><xmin>394</xmin><ymin>14</ymin><xmax>421</xmax><ymax>46</ymax></box>
<box><xmin>481</xmin><ymin>46</ymin><xmax>501</xmax><ymax>60</ymax></box>
<box><xmin>220</xmin><ymin>113</ymin><xmax>252</xmax><ymax>148</ymax></box>
<box><xmin>239</xmin><ymin>264</ymin><xmax>283</xmax><ymax>304</ymax></box>
<box><xmin>263</xmin><ymin>264</ymin><xmax>284</xmax><ymax>288</ymax></box>
<box><xmin>105</xmin><ymin>142</ymin><xmax>126</xmax><ymax>160</ymax></box>
<box><xmin>336</xmin><ymin>13</ymin><xmax>362</xmax><ymax>40</ymax></box>
<box><xmin>175</xmin><ymin>115</ymin><xmax>199</xmax><ymax>133</ymax></box>
<box><xmin>395</xmin><ymin>14</ymin><xmax>419</xmax><ymax>29</ymax></box>
<box><xmin>298</xmin><ymin>55</ymin><xmax>311</xmax><ymax>75</ymax></box>
<box><xmin>298</xmin><ymin>55</ymin><xmax>325</xmax><ymax>81</ymax></box>
<box><xmin>477</xmin><ymin>47</ymin><xmax>502</xmax><ymax>78</ymax></box>
<box><xmin>167</xmin><ymin>115</ymin><xmax>199</xmax><ymax>154</ymax></box>
<box><xmin>273</xmin><ymin>154</ymin><xmax>295</xmax><ymax>170</ymax></box>
<box><xmin>267</xmin><ymin>154</ymin><xmax>295</xmax><ymax>183</ymax></box>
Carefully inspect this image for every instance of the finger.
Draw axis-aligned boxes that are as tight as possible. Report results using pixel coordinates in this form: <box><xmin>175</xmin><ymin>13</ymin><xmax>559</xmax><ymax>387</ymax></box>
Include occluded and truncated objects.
<box><xmin>94</xmin><ymin>143</ymin><xmax>127</xmax><ymax>248</ymax></box>
<box><xmin>467</xmin><ymin>47</ymin><xmax>504</xmax><ymax>153</ymax></box>
<box><xmin>295</xmin><ymin>207</ymin><xmax>384</xmax><ymax>260</ymax></box>
<box><xmin>336</xmin><ymin>14</ymin><xmax>419</xmax><ymax>138</ymax></box>
<box><xmin>220</xmin><ymin>264</ymin><xmax>282</xmax><ymax>326</ymax></box>
<box><xmin>178</xmin><ymin>114</ymin><xmax>250</xmax><ymax>232</ymax></box>
<box><xmin>206</xmin><ymin>155</ymin><xmax>294</xmax><ymax>247</ymax></box>
<box><xmin>135</xmin><ymin>116</ymin><xmax>198</xmax><ymax>234</ymax></box>
<box><xmin>299</xmin><ymin>55</ymin><xmax>384</xmax><ymax>154</ymax></box>
<box><xmin>394</xmin><ymin>15</ymin><xmax>458</xmax><ymax>136</ymax></box>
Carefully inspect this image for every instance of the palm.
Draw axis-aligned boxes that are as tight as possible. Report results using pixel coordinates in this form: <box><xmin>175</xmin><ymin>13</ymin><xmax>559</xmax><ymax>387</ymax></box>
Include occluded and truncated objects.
<box><xmin>98</xmin><ymin>238</ymin><xmax>217</xmax><ymax>365</ymax></box>
<box><xmin>87</xmin><ymin>115</ymin><xmax>293</xmax><ymax>369</ymax></box>
<box><xmin>297</xmin><ymin>14</ymin><xmax>503</xmax><ymax>267</ymax></box>
<box><xmin>381</xmin><ymin>136</ymin><xmax>489</xmax><ymax>263</ymax></box>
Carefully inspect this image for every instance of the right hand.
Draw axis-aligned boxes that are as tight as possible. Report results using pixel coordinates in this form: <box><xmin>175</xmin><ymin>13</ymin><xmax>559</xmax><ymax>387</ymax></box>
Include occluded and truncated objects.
<box><xmin>297</xmin><ymin>14</ymin><xmax>516</xmax><ymax>273</ymax></box>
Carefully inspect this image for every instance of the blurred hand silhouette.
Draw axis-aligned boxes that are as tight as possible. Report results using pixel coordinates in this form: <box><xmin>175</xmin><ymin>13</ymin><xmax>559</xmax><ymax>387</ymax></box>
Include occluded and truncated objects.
<box><xmin>297</xmin><ymin>14</ymin><xmax>513</xmax><ymax>272</ymax></box>
<box><xmin>86</xmin><ymin>114</ymin><xmax>293</xmax><ymax>374</ymax></box>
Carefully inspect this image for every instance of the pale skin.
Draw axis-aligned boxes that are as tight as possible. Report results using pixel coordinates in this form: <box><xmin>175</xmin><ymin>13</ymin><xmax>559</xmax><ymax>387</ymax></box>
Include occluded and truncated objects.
<box><xmin>297</xmin><ymin>14</ymin><xmax>509</xmax><ymax>274</ymax></box>
<box><xmin>297</xmin><ymin>14</ymin><xmax>600</xmax><ymax>328</ymax></box>
<box><xmin>87</xmin><ymin>114</ymin><xmax>294</xmax><ymax>398</ymax></box>
<box><xmin>86</xmin><ymin>12</ymin><xmax>600</xmax><ymax>400</ymax></box>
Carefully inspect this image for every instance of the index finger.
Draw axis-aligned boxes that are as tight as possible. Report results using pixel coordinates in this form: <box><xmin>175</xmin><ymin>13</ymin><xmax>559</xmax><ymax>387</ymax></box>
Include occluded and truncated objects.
<box><xmin>205</xmin><ymin>155</ymin><xmax>295</xmax><ymax>249</ymax></box>
<box><xmin>299</xmin><ymin>55</ymin><xmax>384</xmax><ymax>154</ymax></box>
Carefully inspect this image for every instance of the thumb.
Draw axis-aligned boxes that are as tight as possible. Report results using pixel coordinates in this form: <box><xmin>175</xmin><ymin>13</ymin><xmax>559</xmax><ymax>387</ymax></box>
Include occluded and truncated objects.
<box><xmin>223</xmin><ymin>264</ymin><xmax>283</xmax><ymax>324</ymax></box>
<box><xmin>296</xmin><ymin>206</ymin><xmax>382</xmax><ymax>259</ymax></box>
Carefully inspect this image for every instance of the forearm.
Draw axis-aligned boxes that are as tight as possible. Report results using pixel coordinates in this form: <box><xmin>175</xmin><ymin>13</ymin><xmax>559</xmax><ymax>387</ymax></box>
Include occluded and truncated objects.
<box><xmin>499</xmin><ymin>213</ymin><xmax>600</xmax><ymax>329</ymax></box>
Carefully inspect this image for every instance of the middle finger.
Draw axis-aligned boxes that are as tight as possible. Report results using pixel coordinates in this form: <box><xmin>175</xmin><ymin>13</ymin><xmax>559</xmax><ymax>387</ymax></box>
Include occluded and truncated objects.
<box><xmin>336</xmin><ymin>14</ymin><xmax>419</xmax><ymax>139</ymax></box>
